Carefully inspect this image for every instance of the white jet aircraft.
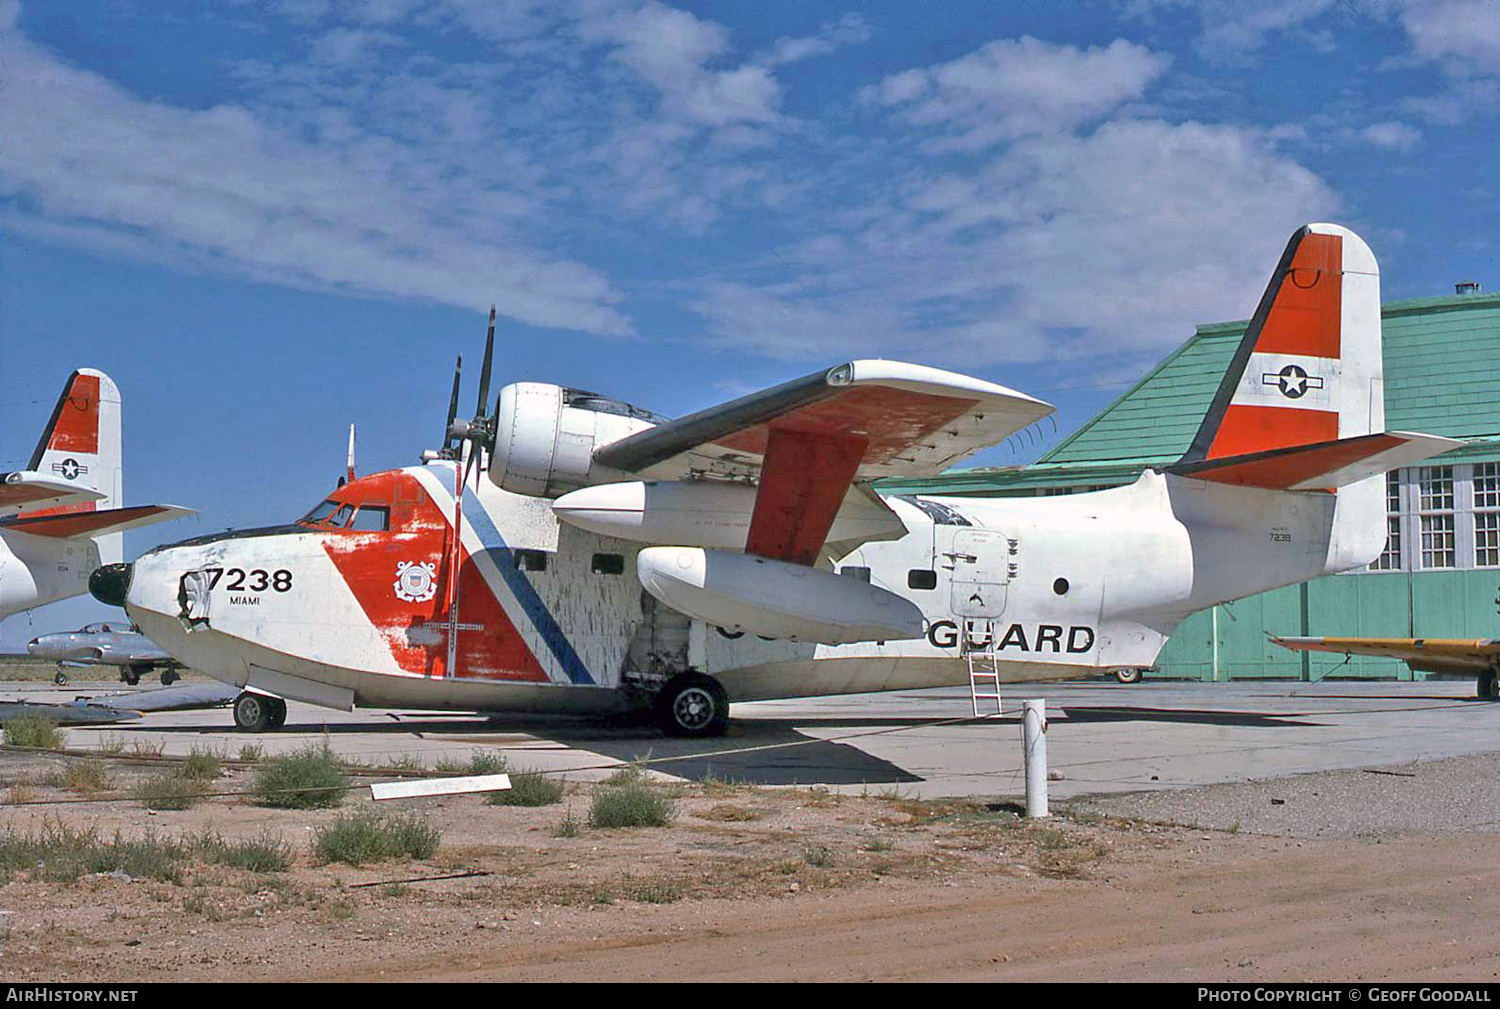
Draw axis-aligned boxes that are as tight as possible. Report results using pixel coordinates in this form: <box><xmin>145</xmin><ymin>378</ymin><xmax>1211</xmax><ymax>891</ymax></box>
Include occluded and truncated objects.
<box><xmin>1</xmin><ymin>370</ymin><xmax>191</xmax><ymax>621</ymax></box>
<box><xmin>93</xmin><ymin>224</ymin><xmax>1461</xmax><ymax>736</ymax></box>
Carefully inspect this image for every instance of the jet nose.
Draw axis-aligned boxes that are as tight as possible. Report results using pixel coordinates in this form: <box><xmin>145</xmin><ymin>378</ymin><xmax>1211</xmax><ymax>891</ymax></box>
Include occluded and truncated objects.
<box><xmin>89</xmin><ymin>563</ymin><xmax>133</xmax><ymax>608</ymax></box>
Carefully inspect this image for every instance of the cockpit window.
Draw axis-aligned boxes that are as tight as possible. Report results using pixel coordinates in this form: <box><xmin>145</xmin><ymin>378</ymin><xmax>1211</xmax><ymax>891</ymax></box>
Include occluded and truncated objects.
<box><xmin>330</xmin><ymin>504</ymin><xmax>356</xmax><ymax>528</ymax></box>
<box><xmin>300</xmin><ymin>500</ymin><xmax>339</xmax><ymax>525</ymax></box>
<box><xmin>348</xmin><ymin>506</ymin><xmax>390</xmax><ymax>532</ymax></box>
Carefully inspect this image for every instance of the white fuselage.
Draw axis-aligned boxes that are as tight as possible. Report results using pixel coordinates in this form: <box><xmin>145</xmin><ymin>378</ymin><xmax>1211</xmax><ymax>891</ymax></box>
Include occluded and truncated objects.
<box><xmin>119</xmin><ymin>460</ymin><xmax>1378</xmax><ymax>714</ymax></box>
<box><xmin>0</xmin><ymin>529</ymin><xmax>105</xmax><ymax>620</ymax></box>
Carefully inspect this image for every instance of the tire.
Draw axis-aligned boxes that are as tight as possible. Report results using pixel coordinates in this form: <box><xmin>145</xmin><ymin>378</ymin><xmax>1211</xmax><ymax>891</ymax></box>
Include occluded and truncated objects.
<box><xmin>159</xmin><ymin>669</ymin><xmax>180</xmax><ymax>686</ymax></box>
<box><xmin>654</xmin><ymin>673</ymin><xmax>730</xmax><ymax>738</ymax></box>
<box><xmin>122</xmin><ymin>665</ymin><xmax>144</xmax><ymax>686</ymax></box>
<box><xmin>1479</xmin><ymin>669</ymin><xmax>1499</xmax><ymax>701</ymax></box>
<box><xmin>53</xmin><ymin>670</ymin><xmax>68</xmax><ymax>686</ymax></box>
<box><xmin>233</xmin><ymin>691</ymin><xmax>274</xmax><ymax>731</ymax></box>
<box><xmin>1114</xmin><ymin>668</ymin><xmax>1143</xmax><ymax>685</ymax></box>
<box><xmin>266</xmin><ymin>697</ymin><xmax>287</xmax><ymax>729</ymax></box>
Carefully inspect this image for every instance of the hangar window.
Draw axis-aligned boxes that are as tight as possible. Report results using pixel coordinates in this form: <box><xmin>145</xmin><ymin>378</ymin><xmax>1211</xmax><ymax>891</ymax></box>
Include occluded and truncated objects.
<box><xmin>840</xmin><ymin>566</ymin><xmax>872</xmax><ymax>583</ymax></box>
<box><xmin>1476</xmin><ymin>464</ymin><xmax>1500</xmax><ymax>567</ymax></box>
<box><xmin>514</xmin><ymin>549</ymin><xmax>548</xmax><ymax>572</ymax></box>
<box><xmin>1419</xmin><ymin>466</ymin><xmax>1456</xmax><ymax>569</ymax></box>
<box><xmin>592</xmin><ymin>553</ymin><xmax>625</xmax><ymax>575</ymax></box>
<box><xmin>907</xmin><ymin>569</ymin><xmax>937</xmax><ymax>591</ymax></box>
<box><xmin>1371</xmin><ymin>471</ymin><xmax>1403</xmax><ymax>571</ymax></box>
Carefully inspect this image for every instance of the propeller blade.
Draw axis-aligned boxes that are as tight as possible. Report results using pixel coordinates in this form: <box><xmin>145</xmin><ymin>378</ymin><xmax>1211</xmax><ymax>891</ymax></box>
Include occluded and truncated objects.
<box><xmin>474</xmin><ymin>305</ymin><xmax>496</xmax><ymax>421</ymax></box>
<box><xmin>443</xmin><ymin>354</ymin><xmax>463</xmax><ymax>450</ymax></box>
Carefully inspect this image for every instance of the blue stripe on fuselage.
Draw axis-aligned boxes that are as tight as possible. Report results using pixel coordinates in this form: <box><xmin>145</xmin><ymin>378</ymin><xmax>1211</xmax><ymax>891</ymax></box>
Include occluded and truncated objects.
<box><xmin>460</xmin><ymin>487</ymin><xmax>595</xmax><ymax>686</ymax></box>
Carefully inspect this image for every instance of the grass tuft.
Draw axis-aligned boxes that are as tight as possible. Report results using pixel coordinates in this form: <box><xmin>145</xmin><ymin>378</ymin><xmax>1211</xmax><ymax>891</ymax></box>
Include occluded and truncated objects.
<box><xmin>0</xmin><ymin>823</ymin><xmax>185</xmax><ymax>884</ymax></box>
<box><xmin>3</xmin><ymin>715</ymin><xmax>62</xmax><ymax>750</ymax></box>
<box><xmin>312</xmin><ymin>809</ymin><xmax>441</xmax><ymax>866</ymax></box>
<box><xmin>588</xmin><ymin>775</ymin><xmax>676</xmax><ymax>829</ymax></box>
<box><xmin>134</xmin><ymin>774</ymin><xmax>200</xmax><ymax>811</ymax></box>
<box><xmin>59</xmin><ymin>759</ymin><xmax>112</xmax><ymax>795</ymax></box>
<box><xmin>486</xmin><ymin>769</ymin><xmax>563</xmax><ymax>807</ymax></box>
<box><xmin>180</xmin><ymin>747</ymin><xmax>223</xmax><ymax>781</ymax></box>
<box><xmin>253</xmin><ymin>743</ymin><xmax>348</xmax><ymax>809</ymax></box>
<box><xmin>193</xmin><ymin>830</ymin><xmax>293</xmax><ymax>873</ymax></box>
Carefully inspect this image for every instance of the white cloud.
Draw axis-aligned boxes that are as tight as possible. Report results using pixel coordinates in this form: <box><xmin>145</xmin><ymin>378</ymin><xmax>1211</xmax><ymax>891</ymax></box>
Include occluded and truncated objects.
<box><xmin>859</xmin><ymin>37</ymin><xmax>1170</xmax><ymax>151</ymax></box>
<box><xmin>1359</xmin><ymin>120</ymin><xmax>1422</xmax><ymax>150</ymax></box>
<box><xmin>1401</xmin><ymin>0</ymin><xmax>1500</xmax><ymax>76</ymax></box>
<box><xmin>0</xmin><ymin>26</ymin><xmax>631</xmax><ymax>334</ymax></box>
<box><xmin>1125</xmin><ymin>0</ymin><xmax>1342</xmax><ymax>58</ymax></box>
<box><xmin>691</xmin><ymin>117</ymin><xmax>1338</xmax><ymax>368</ymax></box>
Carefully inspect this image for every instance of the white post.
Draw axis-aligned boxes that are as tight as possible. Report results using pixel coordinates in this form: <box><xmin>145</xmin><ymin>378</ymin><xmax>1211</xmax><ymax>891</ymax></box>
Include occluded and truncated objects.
<box><xmin>1023</xmin><ymin>699</ymin><xmax>1049</xmax><ymax>818</ymax></box>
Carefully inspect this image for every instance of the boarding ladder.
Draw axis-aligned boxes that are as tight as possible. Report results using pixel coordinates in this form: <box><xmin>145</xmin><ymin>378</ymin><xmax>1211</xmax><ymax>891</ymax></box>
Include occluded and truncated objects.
<box><xmin>960</xmin><ymin>619</ymin><xmax>1002</xmax><ymax>717</ymax></box>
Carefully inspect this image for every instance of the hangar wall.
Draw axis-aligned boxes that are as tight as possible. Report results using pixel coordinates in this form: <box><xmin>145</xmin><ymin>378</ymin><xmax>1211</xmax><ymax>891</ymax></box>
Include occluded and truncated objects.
<box><xmin>879</xmin><ymin>288</ymin><xmax>1500</xmax><ymax>681</ymax></box>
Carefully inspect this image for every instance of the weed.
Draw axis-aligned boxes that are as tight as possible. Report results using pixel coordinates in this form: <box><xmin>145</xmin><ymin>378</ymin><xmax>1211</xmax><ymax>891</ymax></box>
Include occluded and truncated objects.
<box><xmin>588</xmin><ymin>778</ymin><xmax>676</xmax><ymax>829</ymax></box>
<box><xmin>253</xmin><ymin>743</ymin><xmax>348</xmax><ymax>809</ymax></box>
<box><xmin>382</xmin><ymin>753</ymin><xmax>424</xmax><ymax>771</ymax></box>
<box><xmin>97</xmin><ymin>735</ymin><xmax>127</xmax><ymax>755</ymax></box>
<box><xmin>3</xmin><ymin>715</ymin><xmax>62</xmax><ymax>750</ymax></box>
<box><xmin>6</xmin><ymin>783</ymin><xmax>36</xmax><ymax>804</ymax></box>
<box><xmin>194</xmin><ymin>830</ymin><xmax>292</xmax><ymax>873</ymax></box>
<box><xmin>59</xmin><ymin>760</ymin><xmax>112</xmax><ymax>794</ymax></box>
<box><xmin>130</xmin><ymin>739</ymin><xmax>166</xmax><ymax>757</ymax></box>
<box><xmin>486</xmin><ymin>769</ymin><xmax>562</xmax><ymax>807</ymax></box>
<box><xmin>864</xmin><ymin>837</ymin><xmax>896</xmax><ymax>852</ymax></box>
<box><xmin>312</xmin><ymin>809</ymin><xmax>441</xmax><ymax>866</ymax></box>
<box><xmin>180</xmin><ymin>747</ymin><xmax>223</xmax><ymax>781</ymax></box>
<box><xmin>802</xmin><ymin>844</ymin><xmax>836</xmax><ymax>868</ymax></box>
<box><xmin>135</xmin><ymin>774</ymin><xmax>200</xmax><ymax>811</ymax></box>
<box><xmin>236</xmin><ymin>743</ymin><xmax>264</xmax><ymax>763</ymax></box>
<box><xmin>552</xmin><ymin>809</ymin><xmax>581</xmax><ymax>838</ymax></box>
<box><xmin>622</xmin><ymin>878</ymin><xmax>683</xmax><ymax>904</ymax></box>
<box><xmin>0</xmin><ymin>823</ymin><xmax>185</xmax><ymax>884</ymax></box>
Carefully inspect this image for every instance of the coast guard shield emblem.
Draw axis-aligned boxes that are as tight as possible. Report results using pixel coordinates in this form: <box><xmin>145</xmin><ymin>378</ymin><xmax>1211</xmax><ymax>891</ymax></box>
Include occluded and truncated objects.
<box><xmin>394</xmin><ymin>560</ymin><xmax>438</xmax><ymax>603</ymax></box>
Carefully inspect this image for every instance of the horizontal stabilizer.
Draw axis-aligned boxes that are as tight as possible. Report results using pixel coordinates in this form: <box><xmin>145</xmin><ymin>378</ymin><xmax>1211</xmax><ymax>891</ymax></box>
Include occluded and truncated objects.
<box><xmin>0</xmin><ymin>504</ymin><xmax>194</xmax><ymax>539</ymax></box>
<box><xmin>1169</xmin><ymin>431</ymin><xmax>1462</xmax><ymax>491</ymax></box>
<box><xmin>0</xmin><ymin>472</ymin><xmax>106</xmax><ymax>515</ymax></box>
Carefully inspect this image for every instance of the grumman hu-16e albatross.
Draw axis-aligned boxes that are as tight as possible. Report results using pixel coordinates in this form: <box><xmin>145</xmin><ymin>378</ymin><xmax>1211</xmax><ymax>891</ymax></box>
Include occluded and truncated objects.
<box><xmin>1</xmin><ymin>370</ymin><xmax>191</xmax><ymax>621</ymax></box>
<box><xmin>90</xmin><ymin>224</ymin><xmax>1462</xmax><ymax>736</ymax></box>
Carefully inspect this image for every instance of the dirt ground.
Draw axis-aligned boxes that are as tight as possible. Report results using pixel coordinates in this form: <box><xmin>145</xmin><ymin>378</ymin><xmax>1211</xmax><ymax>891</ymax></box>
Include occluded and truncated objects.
<box><xmin>2</xmin><ymin>745</ymin><xmax>1499</xmax><ymax>983</ymax></box>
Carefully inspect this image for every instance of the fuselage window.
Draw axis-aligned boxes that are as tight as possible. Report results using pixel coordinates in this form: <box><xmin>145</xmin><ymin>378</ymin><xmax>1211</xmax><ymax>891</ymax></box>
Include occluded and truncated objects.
<box><xmin>348</xmin><ymin>506</ymin><xmax>390</xmax><ymax>532</ymax></box>
<box><xmin>840</xmin><ymin>566</ymin><xmax>872</xmax><ymax>583</ymax></box>
<box><xmin>907</xmin><ymin>569</ymin><xmax>937</xmax><ymax>591</ymax></box>
<box><xmin>514</xmin><ymin>549</ymin><xmax>548</xmax><ymax>572</ymax></box>
<box><xmin>592</xmin><ymin>553</ymin><xmax>625</xmax><ymax>575</ymax></box>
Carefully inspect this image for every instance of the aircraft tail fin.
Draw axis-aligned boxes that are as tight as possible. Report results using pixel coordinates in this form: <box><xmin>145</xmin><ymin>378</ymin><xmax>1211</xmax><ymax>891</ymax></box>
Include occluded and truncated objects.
<box><xmin>1179</xmin><ymin>223</ymin><xmax>1383</xmax><ymax>465</ymax></box>
<box><xmin>27</xmin><ymin>369</ymin><xmax>122</xmax><ymax>508</ymax></box>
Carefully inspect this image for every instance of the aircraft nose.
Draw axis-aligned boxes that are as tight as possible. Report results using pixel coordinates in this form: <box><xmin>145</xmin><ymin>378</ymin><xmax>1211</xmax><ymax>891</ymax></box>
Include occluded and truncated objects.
<box><xmin>89</xmin><ymin>563</ymin><xmax>133</xmax><ymax>608</ymax></box>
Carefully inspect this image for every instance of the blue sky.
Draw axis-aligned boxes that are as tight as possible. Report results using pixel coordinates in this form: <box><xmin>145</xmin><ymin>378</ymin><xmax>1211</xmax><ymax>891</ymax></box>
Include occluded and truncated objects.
<box><xmin>3</xmin><ymin>0</ymin><xmax>1498</xmax><ymax>647</ymax></box>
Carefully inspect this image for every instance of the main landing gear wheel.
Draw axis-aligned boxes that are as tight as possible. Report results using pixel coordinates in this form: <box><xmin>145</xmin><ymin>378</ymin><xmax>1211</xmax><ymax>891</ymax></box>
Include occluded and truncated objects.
<box><xmin>1114</xmin><ymin>668</ymin><xmax>1143</xmax><ymax>685</ymax></box>
<box><xmin>53</xmin><ymin>669</ymin><xmax>68</xmax><ymax>686</ymax></box>
<box><xmin>654</xmin><ymin>673</ymin><xmax>729</xmax><ymax>738</ymax></box>
<box><xmin>159</xmin><ymin>669</ymin><xmax>180</xmax><ymax>686</ymax></box>
<box><xmin>121</xmin><ymin>665</ymin><xmax>145</xmax><ymax>686</ymax></box>
<box><xmin>1479</xmin><ymin>669</ymin><xmax>1500</xmax><ymax>701</ymax></box>
<box><xmin>233</xmin><ymin>692</ymin><xmax>286</xmax><ymax>731</ymax></box>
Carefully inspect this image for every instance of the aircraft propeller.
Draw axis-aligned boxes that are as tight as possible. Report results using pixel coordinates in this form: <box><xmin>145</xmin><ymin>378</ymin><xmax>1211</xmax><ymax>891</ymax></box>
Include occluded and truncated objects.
<box><xmin>438</xmin><ymin>305</ymin><xmax>499</xmax><ymax>677</ymax></box>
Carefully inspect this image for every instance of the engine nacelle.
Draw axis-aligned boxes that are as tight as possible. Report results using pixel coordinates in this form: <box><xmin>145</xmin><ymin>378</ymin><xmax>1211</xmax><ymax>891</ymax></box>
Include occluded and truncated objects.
<box><xmin>488</xmin><ymin>383</ymin><xmax>661</xmax><ymax>498</ymax></box>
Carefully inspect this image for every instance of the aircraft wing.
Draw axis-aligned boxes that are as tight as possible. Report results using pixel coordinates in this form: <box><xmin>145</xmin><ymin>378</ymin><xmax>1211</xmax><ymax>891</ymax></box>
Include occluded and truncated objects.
<box><xmin>1272</xmin><ymin>635</ymin><xmax>1500</xmax><ymax>673</ymax></box>
<box><xmin>0</xmin><ymin>471</ymin><xmax>106</xmax><ymax>518</ymax></box>
<box><xmin>592</xmin><ymin>360</ymin><xmax>1052</xmax><ymax>565</ymax></box>
<box><xmin>0</xmin><ymin>504</ymin><xmax>195</xmax><ymax>539</ymax></box>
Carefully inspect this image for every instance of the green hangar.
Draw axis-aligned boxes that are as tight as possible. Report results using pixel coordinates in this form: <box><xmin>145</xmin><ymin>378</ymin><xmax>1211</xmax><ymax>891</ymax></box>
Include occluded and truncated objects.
<box><xmin>879</xmin><ymin>285</ymin><xmax>1500</xmax><ymax>682</ymax></box>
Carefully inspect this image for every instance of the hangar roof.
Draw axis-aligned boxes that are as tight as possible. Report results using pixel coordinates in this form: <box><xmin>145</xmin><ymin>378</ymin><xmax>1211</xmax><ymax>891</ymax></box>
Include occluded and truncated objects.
<box><xmin>881</xmin><ymin>290</ymin><xmax>1500</xmax><ymax>497</ymax></box>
